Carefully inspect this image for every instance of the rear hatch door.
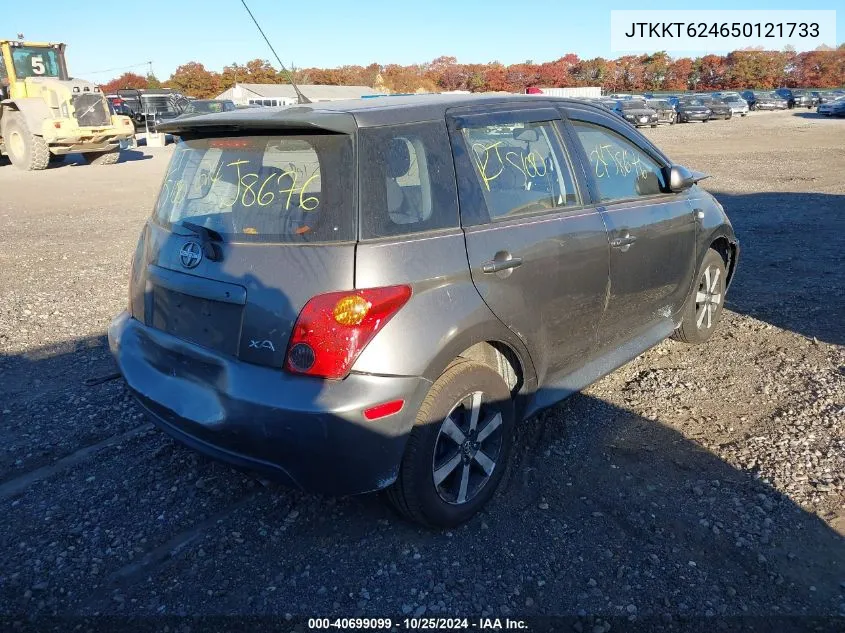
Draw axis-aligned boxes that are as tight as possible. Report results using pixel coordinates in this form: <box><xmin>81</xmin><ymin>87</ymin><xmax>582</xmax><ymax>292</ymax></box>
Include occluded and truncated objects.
<box><xmin>134</xmin><ymin>131</ymin><xmax>356</xmax><ymax>369</ymax></box>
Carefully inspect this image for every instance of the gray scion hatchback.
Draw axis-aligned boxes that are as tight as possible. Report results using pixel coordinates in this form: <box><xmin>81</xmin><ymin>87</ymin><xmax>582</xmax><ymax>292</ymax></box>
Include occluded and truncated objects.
<box><xmin>109</xmin><ymin>95</ymin><xmax>739</xmax><ymax>527</ymax></box>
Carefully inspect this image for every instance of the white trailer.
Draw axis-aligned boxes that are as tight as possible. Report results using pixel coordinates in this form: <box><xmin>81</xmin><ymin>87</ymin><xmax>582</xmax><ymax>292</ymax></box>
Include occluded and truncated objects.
<box><xmin>525</xmin><ymin>86</ymin><xmax>602</xmax><ymax>99</ymax></box>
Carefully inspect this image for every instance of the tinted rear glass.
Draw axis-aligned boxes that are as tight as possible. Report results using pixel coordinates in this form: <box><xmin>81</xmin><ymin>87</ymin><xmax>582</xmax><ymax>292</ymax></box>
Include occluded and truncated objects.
<box><xmin>154</xmin><ymin>134</ymin><xmax>355</xmax><ymax>243</ymax></box>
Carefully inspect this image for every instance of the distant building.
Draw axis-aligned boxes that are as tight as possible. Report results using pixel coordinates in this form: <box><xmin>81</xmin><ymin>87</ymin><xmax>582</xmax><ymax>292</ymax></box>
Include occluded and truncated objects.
<box><xmin>216</xmin><ymin>83</ymin><xmax>374</xmax><ymax>106</ymax></box>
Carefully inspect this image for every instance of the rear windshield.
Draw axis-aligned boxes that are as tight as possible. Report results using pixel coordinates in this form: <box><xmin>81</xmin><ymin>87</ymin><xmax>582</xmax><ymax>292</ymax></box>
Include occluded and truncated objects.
<box><xmin>153</xmin><ymin>134</ymin><xmax>355</xmax><ymax>243</ymax></box>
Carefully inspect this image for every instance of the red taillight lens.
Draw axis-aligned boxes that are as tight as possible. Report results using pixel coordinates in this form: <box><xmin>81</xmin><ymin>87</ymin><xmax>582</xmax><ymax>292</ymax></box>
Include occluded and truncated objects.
<box><xmin>285</xmin><ymin>285</ymin><xmax>412</xmax><ymax>380</ymax></box>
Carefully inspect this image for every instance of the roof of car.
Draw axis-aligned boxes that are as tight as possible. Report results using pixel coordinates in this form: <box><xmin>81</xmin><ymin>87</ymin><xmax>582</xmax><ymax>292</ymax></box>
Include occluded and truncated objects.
<box><xmin>157</xmin><ymin>93</ymin><xmax>606</xmax><ymax>134</ymax></box>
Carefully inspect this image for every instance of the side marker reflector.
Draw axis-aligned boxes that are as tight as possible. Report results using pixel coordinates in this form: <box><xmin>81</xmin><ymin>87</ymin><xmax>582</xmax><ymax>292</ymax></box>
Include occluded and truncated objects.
<box><xmin>363</xmin><ymin>400</ymin><xmax>404</xmax><ymax>420</ymax></box>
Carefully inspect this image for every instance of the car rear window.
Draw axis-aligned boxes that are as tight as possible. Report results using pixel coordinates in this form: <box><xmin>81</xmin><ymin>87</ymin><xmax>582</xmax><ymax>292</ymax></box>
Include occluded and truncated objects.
<box><xmin>153</xmin><ymin>134</ymin><xmax>355</xmax><ymax>243</ymax></box>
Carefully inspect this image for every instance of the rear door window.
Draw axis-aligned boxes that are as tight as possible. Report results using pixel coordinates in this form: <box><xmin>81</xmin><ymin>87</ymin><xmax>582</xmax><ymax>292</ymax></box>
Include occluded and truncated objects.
<box><xmin>154</xmin><ymin>134</ymin><xmax>355</xmax><ymax>242</ymax></box>
<box><xmin>458</xmin><ymin>119</ymin><xmax>579</xmax><ymax>221</ymax></box>
<box><xmin>359</xmin><ymin>122</ymin><xmax>459</xmax><ymax>238</ymax></box>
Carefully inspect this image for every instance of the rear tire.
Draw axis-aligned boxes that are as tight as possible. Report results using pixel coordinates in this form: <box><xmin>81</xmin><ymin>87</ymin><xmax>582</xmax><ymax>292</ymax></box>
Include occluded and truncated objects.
<box><xmin>672</xmin><ymin>249</ymin><xmax>727</xmax><ymax>345</ymax></box>
<box><xmin>386</xmin><ymin>360</ymin><xmax>514</xmax><ymax>528</ymax></box>
<box><xmin>2</xmin><ymin>112</ymin><xmax>49</xmax><ymax>171</ymax></box>
<box><xmin>83</xmin><ymin>149</ymin><xmax>120</xmax><ymax>166</ymax></box>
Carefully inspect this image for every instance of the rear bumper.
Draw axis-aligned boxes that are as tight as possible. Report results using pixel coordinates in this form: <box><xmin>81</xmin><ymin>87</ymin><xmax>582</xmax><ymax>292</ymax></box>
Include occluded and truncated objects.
<box><xmin>108</xmin><ymin>312</ymin><xmax>429</xmax><ymax>496</ymax></box>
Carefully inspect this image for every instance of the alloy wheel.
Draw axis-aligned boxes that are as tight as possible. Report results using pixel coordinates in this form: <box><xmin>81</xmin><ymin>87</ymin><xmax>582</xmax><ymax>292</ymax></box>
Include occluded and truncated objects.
<box><xmin>432</xmin><ymin>391</ymin><xmax>503</xmax><ymax>505</ymax></box>
<box><xmin>695</xmin><ymin>265</ymin><xmax>722</xmax><ymax>329</ymax></box>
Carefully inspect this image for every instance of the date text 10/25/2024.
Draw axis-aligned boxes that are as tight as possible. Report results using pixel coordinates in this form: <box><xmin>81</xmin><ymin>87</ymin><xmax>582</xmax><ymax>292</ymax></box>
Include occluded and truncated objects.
<box><xmin>307</xmin><ymin>617</ymin><xmax>528</xmax><ymax>630</ymax></box>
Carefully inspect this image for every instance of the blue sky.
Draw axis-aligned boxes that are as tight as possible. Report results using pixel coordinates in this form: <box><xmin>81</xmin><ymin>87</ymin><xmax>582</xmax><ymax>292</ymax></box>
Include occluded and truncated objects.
<box><xmin>7</xmin><ymin>1</ymin><xmax>843</xmax><ymax>82</ymax></box>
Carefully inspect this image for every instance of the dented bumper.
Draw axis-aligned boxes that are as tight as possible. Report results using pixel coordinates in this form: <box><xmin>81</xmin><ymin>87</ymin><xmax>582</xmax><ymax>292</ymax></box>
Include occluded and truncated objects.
<box><xmin>108</xmin><ymin>312</ymin><xmax>427</xmax><ymax>496</ymax></box>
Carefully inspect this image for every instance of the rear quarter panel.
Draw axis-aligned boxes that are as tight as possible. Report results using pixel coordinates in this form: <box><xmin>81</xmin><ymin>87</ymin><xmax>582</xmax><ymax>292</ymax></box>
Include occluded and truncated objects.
<box><xmin>352</xmin><ymin>230</ymin><xmax>537</xmax><ymax>388</ymax></box>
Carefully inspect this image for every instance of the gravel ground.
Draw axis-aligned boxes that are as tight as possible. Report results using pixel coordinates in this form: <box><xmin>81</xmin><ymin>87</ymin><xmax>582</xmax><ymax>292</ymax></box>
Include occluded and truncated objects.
<box><xmin>0</xmin><ymin>110</ymin><xmax>843</xmax><ymax>629</ymax></box>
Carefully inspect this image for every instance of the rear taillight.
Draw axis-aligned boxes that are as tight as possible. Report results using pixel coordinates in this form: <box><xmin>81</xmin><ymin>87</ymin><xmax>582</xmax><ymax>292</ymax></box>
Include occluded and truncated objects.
<box><xmin>285</xmin><ymin>285</ymin><xmax>412</xmax><ymax>380</ymax></box>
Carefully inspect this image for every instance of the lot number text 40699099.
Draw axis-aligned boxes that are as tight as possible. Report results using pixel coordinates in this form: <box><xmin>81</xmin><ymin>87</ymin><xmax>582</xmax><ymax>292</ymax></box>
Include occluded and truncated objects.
<box><xmin>307</xmin><ymin>617</ymin><xmax>528</xmax><ymax>630</ymax></box>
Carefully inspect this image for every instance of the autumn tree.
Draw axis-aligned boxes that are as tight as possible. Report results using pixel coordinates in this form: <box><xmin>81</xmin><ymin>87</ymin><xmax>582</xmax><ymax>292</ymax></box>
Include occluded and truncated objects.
<box><xmin>664</xmin><ymin>57</ymin><xmax>693</xmax><ymax>90</ymax></box>
<box><xmin>166</xmin><ymin>62</ymin><xmax>220</xmax><ymax>98</ymax></box>
<box><xmin>99</xmin><ymin>72</ymin><xmax>148</xmax><ymax>94</ymax></box>
<box><xmin>101</xmin><ymin>50</ymin><xmax>845</xmax><ymax>101</ymax></box>
<box><xmin>640</xmin><ymin>52</ymin><xmax>671</xmax><ymax>91</ymax></box>
<box><xmin>695</xmin><ymin>54</ymin><xmax>728</xmax><ymax>90</ymax></box>
<box><xmin>572</xmin><ymin>57</ymin><xmax>609</xmax><ymax>86</ymax></box>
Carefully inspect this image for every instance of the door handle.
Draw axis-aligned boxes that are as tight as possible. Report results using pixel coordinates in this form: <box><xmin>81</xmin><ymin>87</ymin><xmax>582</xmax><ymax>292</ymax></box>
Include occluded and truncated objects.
<box><xmin>482</xmin><ymin>254</ymin><xmax>523</xmax><ymax>274</ymax></box>
<box><xmin>610</xmin><ymin>234</ymin><xmax>637</xmax><ymax>249</ymax></box>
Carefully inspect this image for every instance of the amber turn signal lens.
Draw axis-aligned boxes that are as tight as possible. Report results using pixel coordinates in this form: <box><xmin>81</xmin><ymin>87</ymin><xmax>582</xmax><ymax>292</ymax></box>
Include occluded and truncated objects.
<box><xmin>333</xmin><ymin>295</ymin><xmax>371</xmax><ymax>326</ymax></box>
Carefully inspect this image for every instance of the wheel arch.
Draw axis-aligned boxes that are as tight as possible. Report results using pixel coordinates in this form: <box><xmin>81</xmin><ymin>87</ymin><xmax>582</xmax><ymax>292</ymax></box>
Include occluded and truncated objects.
<box><xmin>0</xmin><ymin>98</ymin><xmax>51</xmax><ymax>135</ymax></box>
<box><xmin>420</xmin><ymin>322</ymin><xmax>539</xmax><ymax>420</ymax></box>
<box><xmin>707</xmin><ymin>233</ymin><xmax>739</xmax><ymax>290</ymax></box>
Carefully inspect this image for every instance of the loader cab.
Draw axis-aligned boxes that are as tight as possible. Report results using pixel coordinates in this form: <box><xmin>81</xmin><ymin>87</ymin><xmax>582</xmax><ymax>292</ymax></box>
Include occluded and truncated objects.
<box><xmin>0</xmin><ymin>41</ymin><xmax>69</xmax><ymax>98</ymax></box>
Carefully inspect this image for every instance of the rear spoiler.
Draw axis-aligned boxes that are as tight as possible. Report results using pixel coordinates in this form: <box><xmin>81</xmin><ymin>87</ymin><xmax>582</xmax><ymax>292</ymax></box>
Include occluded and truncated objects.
<box><xmin>157</xmin><ymin>108</ymin><xmax>357</xmax><ymax>136</ymax></box>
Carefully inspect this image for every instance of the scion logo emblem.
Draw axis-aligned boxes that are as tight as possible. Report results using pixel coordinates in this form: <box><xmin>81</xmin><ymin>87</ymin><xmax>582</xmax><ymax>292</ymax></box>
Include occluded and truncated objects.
<box><xmin>179</xmin><ymin>241</ymin><xmax>203</xmax><ymax>269</ymax></box>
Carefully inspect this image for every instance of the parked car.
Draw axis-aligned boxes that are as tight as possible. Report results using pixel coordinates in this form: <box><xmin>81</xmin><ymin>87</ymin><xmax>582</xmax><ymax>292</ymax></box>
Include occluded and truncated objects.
<box><xmin>178</xmin><ymin>99</ymin><xmax>237</xmax><ymax>116</ymax></box>
<box><xmin>699</xmin><ymin>97</ymin><xmax>732</xmax><ymax>120</ymax></box>
<box><xmin>741</xmin><ymin>91</ymin><xmax>787</xmax><ymax>111</ymax></box>
<box><xmin>676</xmin><ymin>97</ymin><xmax>712</xmax><ymax>122</ymax></box>
<box><xmin>774</xmin><ymin>88</ymin><xmax>817</xmax><ymax>109</ymax></box>
<box><xmin>646</xmin><ymin>98</ymin><xmax>677</xmax><ymax>124</ymax></box>
<box><xmin>109</xmin><ymin>95</ymin><xmax>739</xmax><ymax>527</ymax></box>
<box><xmin>613</xmin><ymin>99</ymin><xmax>659</xmax><ymax>127</ymax></box>
<box><xmin>106</xmin><ymin>95</ymin><xmax>134</xmax><ymax>117</ymax></box>
<box><xmin>115</xmin><ymin>88</ymin><xmax>188</xmax><ymax>131</ymax></box>
<box><xmin>817</xmin><ymin>95</ymin><xmax>845</xmax><ymax>116</ymax></box>
<box><xmin>721</xmin><ymin>95</ymin><xmax>749</xmax><ymax>117</ymax></box>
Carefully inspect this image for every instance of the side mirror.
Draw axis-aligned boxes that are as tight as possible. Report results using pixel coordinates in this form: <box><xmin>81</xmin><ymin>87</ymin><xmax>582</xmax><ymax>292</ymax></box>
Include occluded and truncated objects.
<box><xmin>668</xmin><ymin>164</ymin><xmax>695</xmax><ymax>192</ymax></box>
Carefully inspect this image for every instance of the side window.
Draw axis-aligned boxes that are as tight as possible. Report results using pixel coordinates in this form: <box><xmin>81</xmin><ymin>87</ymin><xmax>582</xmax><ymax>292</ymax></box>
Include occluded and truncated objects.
<box><xmin>460</xmin><ymin>120</ymin><xmax>578</xmax><ymax>221</ymax></box>
<box><xmin>571</xmin><ymin>122</ymin><xmax>667</xmax><ymax>202</ymax></box>
<box><xmin>0</xmin><ymin>51</ymin><xmax>7</xmax><ymax>81</ymax></box>
<box><xmin>359</xmin><ymin>122</ymin><xmax>459</xmax><ymax>239</ymax></box>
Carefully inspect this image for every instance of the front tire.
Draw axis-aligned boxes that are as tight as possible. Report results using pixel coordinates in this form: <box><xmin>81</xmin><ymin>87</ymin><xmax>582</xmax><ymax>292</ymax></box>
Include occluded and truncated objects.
<box><xmin>386</xmin><ymin>360</ymin><xmax>514</xmax><ymax>528</ymax></box>
<box><xmin>672</xmin><ymin>249</ymin><xmax>727</xmax><ymax>344</ymax></box>
<box><xmin>82</xmin><ymin>149</ymin><xmax>120</xmax><ymax>166</ymax></box>
<box><xmin>2</xmin><ymin>112</ymin><xmax>49</xmax><ymax>171</ymax></box>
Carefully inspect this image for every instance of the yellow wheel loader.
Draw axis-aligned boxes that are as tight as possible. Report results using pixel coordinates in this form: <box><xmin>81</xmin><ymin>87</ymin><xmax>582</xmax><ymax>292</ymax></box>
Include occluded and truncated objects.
<box><xmin>0</xmin><ymin>40</ymin><xmax>135</xmax><ymax>170</ymax></box>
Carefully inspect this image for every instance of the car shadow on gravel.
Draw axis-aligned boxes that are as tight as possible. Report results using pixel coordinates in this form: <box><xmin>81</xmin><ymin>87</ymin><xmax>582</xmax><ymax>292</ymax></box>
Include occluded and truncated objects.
<box><xmin>712</xmin><ymin>191</ymin><xmax>845</xmax><ymax>346</ymax></box>
<box><xmin>1</xmin><ymin>334</ymin><xmax>844</xmax><ymax>625</ymax></box>
<box><xmin>791</xmin><ymin>112</ymin><xmax>843</xmax><ymax>120</ymax></box>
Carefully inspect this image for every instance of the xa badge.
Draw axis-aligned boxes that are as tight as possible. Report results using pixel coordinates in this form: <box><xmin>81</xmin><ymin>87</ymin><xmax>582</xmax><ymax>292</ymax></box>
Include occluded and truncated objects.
<box><xmin>249</xmin><ymin>340</ymin><xmax>276</xmax><ymax>352</ymax></box>
<box><xmin>179</xmin><ymin>241</ymin><xmax>202</xmax><ymax>269</ymax></box>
